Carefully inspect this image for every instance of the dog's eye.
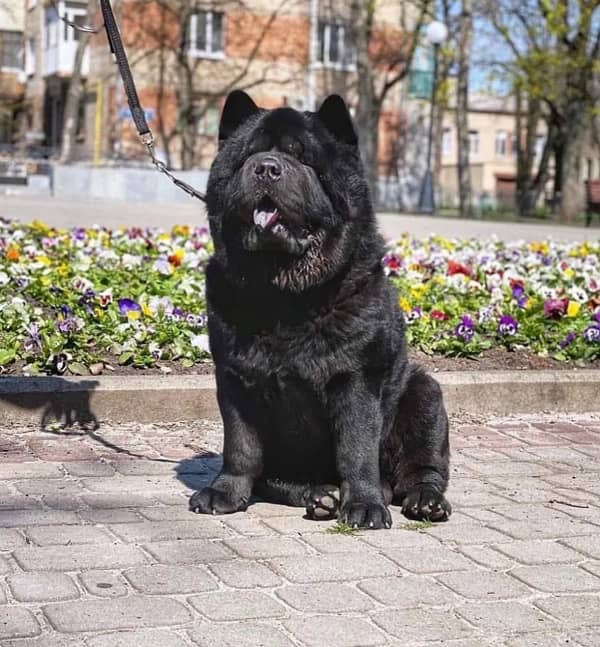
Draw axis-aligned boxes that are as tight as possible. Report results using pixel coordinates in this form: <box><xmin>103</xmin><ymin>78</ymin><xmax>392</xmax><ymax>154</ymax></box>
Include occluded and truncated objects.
<box><xmin>280</xmin><ymin>136</ymin><xmax>303</xmax><ymax>157</ymax></box>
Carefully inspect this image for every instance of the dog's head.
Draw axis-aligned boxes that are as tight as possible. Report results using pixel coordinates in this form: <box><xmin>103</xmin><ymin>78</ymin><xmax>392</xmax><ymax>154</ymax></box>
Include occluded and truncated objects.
<box><xmin>206</xmin><ymin>91</ymin><xmax>375</xmax><ymax>292</ymax></box>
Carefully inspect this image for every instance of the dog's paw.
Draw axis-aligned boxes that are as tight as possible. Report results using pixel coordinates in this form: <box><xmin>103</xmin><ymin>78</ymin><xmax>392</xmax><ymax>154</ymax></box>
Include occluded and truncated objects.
<box><xmin>339</xmin><ymin>500</ymin><xmax>392</xmax><ymax>529</ymax></box>
<box><xmin>305</xmin><ymin>484</ymin><xmax>340</xmax><ymax>520</ymax></box>
<box><xmin>401</xmin><ymin>484</ymin><xmax>451</xmax><ymax>522</ymax></box>
<box><xmin>189</xmin><ymin>487</ymin><xmax>248</xmax><ymax>515</ymax></box>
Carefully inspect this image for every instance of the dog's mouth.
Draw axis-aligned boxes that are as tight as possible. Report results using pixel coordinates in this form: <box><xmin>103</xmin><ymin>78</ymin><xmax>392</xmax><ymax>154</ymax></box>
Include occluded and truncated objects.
<box><xmin>253</xmin><ymin>196</ymin><xmax>280</xmax><ymax>230</ymax></box>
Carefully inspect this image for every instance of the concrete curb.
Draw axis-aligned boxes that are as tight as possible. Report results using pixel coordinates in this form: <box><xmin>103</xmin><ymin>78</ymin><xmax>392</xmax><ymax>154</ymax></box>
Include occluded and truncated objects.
<box><xmin>1</xmin><ymin>370</ymin><xmax>599</xmax><ymax>426</ymax></box>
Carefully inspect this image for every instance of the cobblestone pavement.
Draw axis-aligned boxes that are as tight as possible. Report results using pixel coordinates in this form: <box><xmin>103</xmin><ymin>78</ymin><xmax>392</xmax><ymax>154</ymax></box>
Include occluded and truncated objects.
<box><xmin>1</xmin><ymin>414</ymin><xmax>600</xmax><ymax>646</ymax></box>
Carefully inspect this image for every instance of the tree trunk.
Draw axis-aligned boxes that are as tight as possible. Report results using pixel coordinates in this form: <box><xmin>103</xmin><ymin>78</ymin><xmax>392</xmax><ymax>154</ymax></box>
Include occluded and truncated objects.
<box><xmin>351</xmin><ymin>0</ymin><xmax>379</xmax><ymax>206</ymax></box>
<box><xmin>559</xmin><ymin>129</ymin><xmax>585</xmax><ymax>223</ymax></box>
<box><xmin>60</xmin><ymin>0</ymin><xmax>97</xmax><ymax>163</ymax></box>
<box><xmin>455</xmin><ymin>0</ymin><xmax>472</xmax><ymax>217</ymax></box>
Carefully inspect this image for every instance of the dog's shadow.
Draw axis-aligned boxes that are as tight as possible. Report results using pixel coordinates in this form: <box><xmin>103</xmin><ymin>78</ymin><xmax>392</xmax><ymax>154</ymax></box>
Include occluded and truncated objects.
<box><xmin>0</xmin><ymin>378</ymin><xmax>100</xmax><ymax>431</ymax></box>
<box><xmin>175</xmin><ymin>453</ymin><xmax>223</xmax><ymax>491</ymax></box>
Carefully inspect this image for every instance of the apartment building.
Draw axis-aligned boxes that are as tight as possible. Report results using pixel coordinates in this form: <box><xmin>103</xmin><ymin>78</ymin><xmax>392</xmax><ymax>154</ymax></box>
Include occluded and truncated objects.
<box><xmin>0</xmin><ymin>0</ymin><xmax>25</xmax><ymax>144</ymax></box>
<box><xmin>22</xmin><ymin>0</ymin><xmax>411</xmax><ymax>170</ymax></box>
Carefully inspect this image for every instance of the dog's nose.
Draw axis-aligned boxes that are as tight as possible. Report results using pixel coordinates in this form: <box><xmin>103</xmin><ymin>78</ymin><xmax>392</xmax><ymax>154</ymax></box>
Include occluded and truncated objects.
<box><xmin>254</xmin><ymin>156</ymin><xmax>282</xmax><ymax>181</ymax></box>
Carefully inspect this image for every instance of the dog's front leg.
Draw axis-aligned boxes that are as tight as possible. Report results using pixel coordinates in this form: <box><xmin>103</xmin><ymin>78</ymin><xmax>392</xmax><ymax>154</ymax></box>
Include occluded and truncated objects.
<box><xmin>329</xmin><ymin>373</ymin><xmax>391</xmax><ymax>530</ymax></box>
<box><xmin>190</xmin><ymin>370</ymin><xmax>261</xmax><ymax>515</ymax></box>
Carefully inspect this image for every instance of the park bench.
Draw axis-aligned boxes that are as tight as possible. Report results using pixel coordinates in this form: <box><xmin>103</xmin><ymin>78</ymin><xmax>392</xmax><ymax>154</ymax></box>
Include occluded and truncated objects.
<box><xmin>585</xmin><ymin>178</ymin><xmax>600</xmax><ymax>227</ymax></box>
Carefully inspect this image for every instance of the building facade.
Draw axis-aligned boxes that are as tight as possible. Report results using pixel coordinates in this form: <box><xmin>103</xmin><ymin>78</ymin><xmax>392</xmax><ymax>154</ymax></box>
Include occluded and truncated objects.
<box><xmin>21</xmin><ymin>0</ymin><xmax>412</xmax><ymax>173</ymax></box>
<box><xmin>0</xmin><ymin>0</ymin><xmax>25</xmax><ymax>145</ymax></box>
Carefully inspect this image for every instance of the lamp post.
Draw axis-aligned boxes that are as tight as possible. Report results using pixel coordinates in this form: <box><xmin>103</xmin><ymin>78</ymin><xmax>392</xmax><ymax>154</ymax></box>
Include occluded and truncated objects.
<box><xmin>417</xmin><ymin>20</ymin><xmax>448</xmax><ymax>214</ymax></box>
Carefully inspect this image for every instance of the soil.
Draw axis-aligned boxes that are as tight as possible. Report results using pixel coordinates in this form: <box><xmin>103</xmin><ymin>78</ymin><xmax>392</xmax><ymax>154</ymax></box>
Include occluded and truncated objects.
<box><xmin>4</xmin><ymin>347</ymin><xmax>595</xmax><ymax>378</ymax></box>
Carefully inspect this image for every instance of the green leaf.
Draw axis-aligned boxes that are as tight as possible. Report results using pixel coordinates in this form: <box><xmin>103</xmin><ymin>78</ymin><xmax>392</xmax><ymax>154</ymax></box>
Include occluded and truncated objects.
<box><xmin>68</xmin><ymin>362</ymin><xmax>88</xmax><ymax>376</ymax></box>
<box><xmin>118</xmin><ymin>351</ymin><xmax>134</xmax><ymax>365</ymax></box>
<box><xmin>0</xmin><ymin>349</ymin><xmax>16</xmax><ymax>366</ymax></box>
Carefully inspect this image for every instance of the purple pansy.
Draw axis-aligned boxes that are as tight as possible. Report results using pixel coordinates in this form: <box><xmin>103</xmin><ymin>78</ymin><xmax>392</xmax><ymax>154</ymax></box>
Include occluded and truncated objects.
<box><xmin>512</xmin><ymin>285</ymin><xmax>528</xmax><ymax>308</ymax></box>
<box><xmin>583</xmin><ymin>325</ymin><xmax>600</xmax><ymax>343</ymax></box>
<box><xmin>454</xmin><ymin>315</ymin><xmax>475</xmax><ymax>342</ymax></box>
<box><xmin>543</xmin><ymin>299</ymin><xmax>568</xmax><ymax>319</ymax></box>
<box><xmin>118</xmin><ymin>298</ymin><xmax>141</xmax><ymax>316</ymax></box>
<box><xmin>498</xmin><ymin>315</ymin><xmax>518</xmax><ymax>336</ymax></box>
<box><xmin>559</xmin><ymin>332</ymin><xmax>577</xmax><ymax>348</ymax></box>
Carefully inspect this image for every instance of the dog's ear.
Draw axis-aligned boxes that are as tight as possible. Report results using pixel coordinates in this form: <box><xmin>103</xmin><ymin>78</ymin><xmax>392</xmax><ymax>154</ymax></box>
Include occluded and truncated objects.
<box><xmin>316</xmin><ymin>95</ymin><xmax>358</xmax><ymax>146</ymax></box>
<box><xmin>219</xmin><ymin>90</ymin><xmax>259</xmax><ymax>142</ymax></box>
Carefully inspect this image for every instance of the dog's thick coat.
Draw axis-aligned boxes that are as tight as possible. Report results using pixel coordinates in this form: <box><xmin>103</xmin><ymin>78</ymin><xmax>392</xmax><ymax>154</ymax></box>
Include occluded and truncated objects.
<box><xmin>189</xmin><ymin>91</ymin><xmax>451</xmax><ymax>528</ymax></box>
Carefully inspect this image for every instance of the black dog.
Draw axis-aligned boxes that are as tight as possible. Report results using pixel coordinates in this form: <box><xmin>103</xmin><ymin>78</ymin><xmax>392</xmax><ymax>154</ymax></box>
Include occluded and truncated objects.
<box><xmin>189</xmin><ymin>91</ymin><xmax>451</xmax><ymax>529</ymax></box>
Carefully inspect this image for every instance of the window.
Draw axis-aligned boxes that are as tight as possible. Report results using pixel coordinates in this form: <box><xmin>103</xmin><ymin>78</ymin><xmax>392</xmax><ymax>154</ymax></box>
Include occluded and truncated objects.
<box><xmin>0</xmin><ymin>31</ymin><xmax>23</xmax><ymax>70</ymax></box>
<box><xmin>188</xmin><ymin>11</ymin><xmax>225</xmax><ymax>58</ymax></box>
<box><xmin>62</xmin><ymin>3</ymin><xmax>88</xmax><ymax>42</ymax></box>
<box><xmin>196</xmin><ymin>106</ymin><xmax>219</xmax><ymax>136</ymax></box>
<box><xmin>534</xmin><ymin>134</ymin><xmax>545</xmax><ymax>160</ymax></box>
<box><xmin>468</xmin><ymin>130</ymin><xmax>479</xmax><ymax>155</ymax></box>
<box><xmin>442</xmin><ymin>127</ymin><xmax>452</xmax><ymax>155</ymax></box>
<box><xmin>45</xmin><ymin>6</ymin><xmax>59</xmax><ymax>49</ymax></box>
<box><xmin>317</xmin><ymin>22</ymin><xmax>356</xmax><ymax>69</ymax></box>
<box><xmin>495</xmin><ymin>130</ymin><xmax>507</xmax><ymax>156</ymax></box>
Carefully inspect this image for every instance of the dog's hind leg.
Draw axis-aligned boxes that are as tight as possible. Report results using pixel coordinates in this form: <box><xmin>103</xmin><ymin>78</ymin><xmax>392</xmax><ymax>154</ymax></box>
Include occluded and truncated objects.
<box><xmin>382</xmin><ymin>364</ymin><xmax>451</xmax><ymax>522</ymax></box>
<box><xmin>253</xmin><ymin>479</ymin><xmax>341</xmax><ymax>520</ymax></box>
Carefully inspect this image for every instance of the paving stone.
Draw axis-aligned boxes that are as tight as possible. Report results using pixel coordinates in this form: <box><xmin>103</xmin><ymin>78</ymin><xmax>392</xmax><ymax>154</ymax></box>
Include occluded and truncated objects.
<box><xmin>42</xmin><ymin>495</ymin><xmax>85</xmax><ymax>511</ymax></box>
<box><xmin>81</xmin><ymin>476</ymin><xmax>180</xmax><ymax>493</ymax></box>
<box><xmin>371</xmin><ymin>607</ymin><xmax>473</xmax><ymax>642</ymax></box>
<box><xmin>209</xmin><ymin>560</ymin><xmax>282</xmax><ymax>588</ymax></box>
<box><xmin>79</xmin><ymin>570</ymin><xmax>130</xmax><ymax>598</ymax></box>
<box><xmin>382</xmin><ymin>546</ymin><xmax>474</xmax><ymax>573</ymax></box>
<box><xmin>112</xmin><ymin>460</ymin><xmax>178</xmax><ymax>476</ymax></box>
<box><xmin>285</xmin><ymin>615</ymin><xmax>387</xmax><ymax>647</ymax></box>
<box><xmin>124</xmin><ymin>564</ymin><xmax>218</xmax><ymax>594</ymax></box>
<box><xmin>13</xmin><ymin>543</ymin><xmax>147</xmax><ymax>571</ymax></box>
<box><xmin>109</xmin><ymin>519</ymin><xmax>229</xmax><ymax>542</ymax></box>
<box><xmin>487</xmin><ymin>517</ymin><xmax>599</xmax><ymax>540</ymax></box>
<box><xmin>0</xmin><ymin>585</ymin><xmax>6</xmax><ymax>603</ymax></box>
<box><xmin>437</xmin><ymin>570</ymin><xmax>532</xmax><ymax>600</ymax></box>
<box><xmin>357</xmin><ymin>528</ymin><xmax>442</xmax><ymax>550</ymax></box>
<box><xmin>248</xmin><ymin>502</ymin><xmax>305</xmax><ymax>517</ymax></box>
<box><xmin>81</xmin><ymin>493</ymin><xmax>160</xmax><ymax>508</ymax></box>
<box><xmin>0</xmin><ymin>463</ymin><xmax>63</xmax><ymax>479</ymax></box>
<box><xmin>467</xmin><ymin>461</ymin><xmax>554</xmax><ymax>477</ymax></box>
<box><xmin>277</xmin><ymin>582</ymin><xmax>374</xmax><ymax>612</ymax></box>
<box><xmin>224</xmin><ymin>536</ymin><xmax>310</xmax><ymax>559</ymax></box>
<box><xmin>457</xmin><ymin>601</ymin><xmax>556</xmax><ymax>632</ymax></box>
<box><xmin>63</xmin><ymin>461</ymin><xmax>116</xmax><ymax>477</ymax></box>
<box><xmin>86</xmin><ymin>630</ymin><xmax>190</xmax><ymax>647</ymax></box>
<box><xmin>504</xmin><ymin>632</ymin><xmax>581</xmax><ymax>646</ymax></box>
<box><xmin>79</xmin><ymin>509</ymin><xmax>143</xmax><ymax>524</ymax></box>
<box><xmin>144</xmin><ymin>539</ymin><xmax>234</xmax><ymax>565</ymax></box>
<box><xmin>0</xmin><ymin>608</ymin><xmax>41</xmax><ymax>640</ymax></box>
<box><xmin>1</xmin><ymin>636</ymin><xmax>85</xmax><ymax>647</ymax></box>
<box><xmin>0</xmin><ymin>554</ymin><xmax>11</xmax><ymax>575</ymax></box>
<box><xmin>425</xmin><ymin>521</ymin><xmax>512</xmax><ymax>545</ymax></box>
<box><xmin>188</xmin><ymin>622</ymin><xmax>295</xmax><ymax>647</ymax></box>
<box><xmin>0</xmin><ymin>495</ymin><xmax>42</xmax><ymax>510</ymax></box>
<box><xmin>532</xmin><ymin>422</ymin><xmax>585</xmax><ymax>434</ymax></box>
<box><xmin>494</xmin><ymin>539</ymin><xmax>584</xmax><ymax>565</ymax></box>
<box><xmin>270</xmin><ymin>552</ymin><xmax>398</xmax><ymax>583</ymax></box>
<box><xmin>458</xmin><ymin>545</ymin><xmax>516</xmax><ymax>569</ymax></box>
<box><xmin>24</xmin><ymin>525</ymin><xmax>114</xmax><ymax>546</ymax></box>
<box><xmin>262</xmin><ymin>516</ymin><xmax>333</xmax><ymax>534</ymax></box>
<box><xmin>137</xmin><ymin>506</ymin><xmax>194</xmax><ymax>521</ymax></box>
<box><xmin>581</xmin><ymin>560</ymin><xmax>600</xmax><ymax>579</ymax></box>
<box><xmin>220</xmin><ymin>517</ymin><xmax>273</xmax><ymax>537</ymax></box>
<box><xmin>188</xmin><ymin>590</ymin><xmax>287</xmax><ymax>621</ymax></box>
<box><xmin>511</xmin><ymin>564</ymin><xmax>600</xmax><ymax>592</ymax></box>
<box><xmin>15</xmin><ymin>479</ymin><xmax>83</xmax><ymax>496</ymax></box>
<box><xmin>358</xmin><ymin>575</ymin><xmax>456</xmax><ymax>607</ymax></box>
<box><xmin>0</xmin><ymin>510</ymin><xmax>79</xmax><ymax>528</ymax></box>
<box><xmin>562</xmin><ymin>535</ymin><xmax>600</xmax><ymax>559</ymax></box>
<box><xmin>535</xmin><ymin>594</ymin><xmax>600</xmax><ymax>627</ymax></box>
<box><xmin>8</xmin><ymin>572</ymin><xmax>79</xmax><ymax>602</ymax></box>
<box><xmin>44</xmin><ymin>596</ymin><xmax>192</xmax><ymax>632</ymax></box>
<box><xmin>0</xmin><ymin>528</ymin><xmax>26</xmax><ymax>550</ymax></box>
<box><xmin>302</xmin><ymin>533</ymin><xmax>377</xmax><ymax>554</ymax></box>
<box><xmin>571</xmin><ymin>629</ymin><xmax>600</xmax><ymax>646</ymax></box>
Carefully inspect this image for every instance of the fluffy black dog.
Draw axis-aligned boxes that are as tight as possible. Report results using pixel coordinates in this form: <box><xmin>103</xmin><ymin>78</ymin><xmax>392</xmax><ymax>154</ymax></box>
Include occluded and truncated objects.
<box><xmin>189</xmin><ymin>90</ymin><xmax>451</xmax><ymax>529</ymax></box>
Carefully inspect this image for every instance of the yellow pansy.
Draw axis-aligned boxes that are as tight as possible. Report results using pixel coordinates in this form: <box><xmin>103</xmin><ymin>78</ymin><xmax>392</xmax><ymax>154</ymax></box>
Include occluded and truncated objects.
<box><xmin>141</xmin><ymin>303</ymin><xmax>154</xmax><ymax>317</ymax></box>
<box><xmin>398</xmin><ymin>297</ymin><xmax>411</xmax><ymax>313</ymax></box>
<box><xmin>410</xmin><ymin>285</ymin><xmax>426</xmax><ymax>300</ymax></box>
<box><xmin>566</xmin><ymin>302</ymin><xmax>580</xmax><ymax>317</ymax></box>
<box><xmin>127</xmin><ymin>310</ymin><xmax>141</xmax><ymax>321</ymax></box>
<box><xmin>35</xmin><ymin>255</ymin><xmax>51</xmax><ymax>266</ymax></box>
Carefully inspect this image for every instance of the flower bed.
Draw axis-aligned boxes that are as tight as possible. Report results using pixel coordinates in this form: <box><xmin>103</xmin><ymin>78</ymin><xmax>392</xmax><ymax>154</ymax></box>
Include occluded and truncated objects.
<box><xmin>0</xmin><ymin>220</ymin><xmax>599</xmax><ymax>376</ymax></box>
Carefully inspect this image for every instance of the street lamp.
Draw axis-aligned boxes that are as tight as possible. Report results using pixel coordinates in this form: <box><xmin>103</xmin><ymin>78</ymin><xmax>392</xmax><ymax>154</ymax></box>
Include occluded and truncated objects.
<box><xmin>417</xmin><ymin>20</ymin><xmax>448</xmax><ymax>215</ymax></box>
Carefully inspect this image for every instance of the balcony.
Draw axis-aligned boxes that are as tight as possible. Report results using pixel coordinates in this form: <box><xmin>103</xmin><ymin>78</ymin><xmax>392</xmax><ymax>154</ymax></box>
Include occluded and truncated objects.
<box><xmin>43</xmin><ymin>1</ymin><xmax>89</xmax><ymax>77</ymax></box>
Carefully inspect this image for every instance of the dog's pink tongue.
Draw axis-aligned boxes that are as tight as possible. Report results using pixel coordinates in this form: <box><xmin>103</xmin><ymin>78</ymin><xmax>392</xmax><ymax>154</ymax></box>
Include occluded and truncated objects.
<box><xmin>253</xmin><ymin>208</ymin><xmax>279</xmax><ymax>228</ymax></box>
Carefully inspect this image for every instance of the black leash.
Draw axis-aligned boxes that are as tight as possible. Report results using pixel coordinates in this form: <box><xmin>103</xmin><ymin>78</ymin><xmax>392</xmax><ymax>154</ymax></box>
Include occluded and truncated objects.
<box><xmin>52</xmin><ymin>0</ymin><xmax>206</xmax><ymax>203</ymax></box>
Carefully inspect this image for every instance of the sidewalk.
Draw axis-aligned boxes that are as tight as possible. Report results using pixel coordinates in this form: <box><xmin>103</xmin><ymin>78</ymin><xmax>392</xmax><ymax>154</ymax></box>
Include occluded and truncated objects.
<box><xmin>1</xmin><ymin>414</ymin><xmax>600</xmax><ymax>646</ymax></box>
<box><xmin>2</xmin><ymin>194</ymin><xmax>598</xmax><ymax>242</ymax></box>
